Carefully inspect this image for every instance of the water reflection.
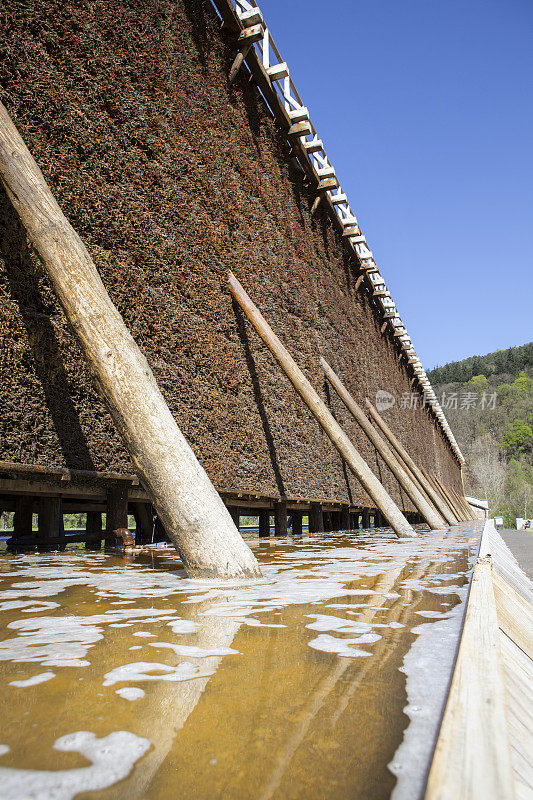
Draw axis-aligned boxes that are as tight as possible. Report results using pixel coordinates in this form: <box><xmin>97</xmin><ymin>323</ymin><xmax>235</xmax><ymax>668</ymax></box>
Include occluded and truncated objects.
<box><xmin>0</xmin><ymin>525</ymin><xmax>481</xmax><ymax>800</ymax></box>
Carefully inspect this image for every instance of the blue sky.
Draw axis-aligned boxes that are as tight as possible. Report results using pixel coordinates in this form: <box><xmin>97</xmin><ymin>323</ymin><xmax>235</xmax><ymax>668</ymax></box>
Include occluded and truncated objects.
<box><xmin>261</xmin><ymin>0</ymin><xmax>532</xmax><ymax>369</ymax></box>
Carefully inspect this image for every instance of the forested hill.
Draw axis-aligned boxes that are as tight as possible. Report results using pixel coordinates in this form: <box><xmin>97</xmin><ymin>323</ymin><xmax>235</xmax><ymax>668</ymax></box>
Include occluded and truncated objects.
<box><xmin>428</xmin><ymin>342</ymin><xmax>533</xmax><ymax>526</ymax></box>
<box><xmin>428</xmin><ymin>342</ymin><xmax>533</xmax><ymax>385</ymax></box>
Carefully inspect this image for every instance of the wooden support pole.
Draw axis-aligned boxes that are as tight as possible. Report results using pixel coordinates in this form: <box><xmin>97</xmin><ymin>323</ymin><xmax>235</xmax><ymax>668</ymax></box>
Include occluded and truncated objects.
<box><xmin>258</xmin><ymin>509</ymin><xmax>270</xmax><ymax>538</ymax></box>
<box><xmin>311</xmin><ymin>191</ymin><xmax>326</xmax><ymax>215</ymax></box>
<box><xmin>85</xmin><ymin>510</ymin><xmax>103</xmax><ymax>550</ymax></box>
<box><xmin>321</xmin><ymin>359</ymin><xmax>445</xmax><ymax>529</ymax></box>
<box><xmin>452</xmin><ymin>487</ymin><xmax>476</xmax><ymax>521</ymax></box>
<box><xmin>132</xmin><ymin>502</ymin><xmax>153</xmax><ymax>544</ymax></box>
<box><xmin>423</xmin><ymin>471</ymin><xmax>459</xmax><ymax>522</ymax></box>
<box><xmin>38</xmin><ymin>497</ymin><xmax>62</xmax><ymax>539</ymax></box>
<box><xmin>309</xmin><ymin>503</ymin><xmax>324</xmax><ymax>533</ymax></box>
<box><xmin>0</xmin><ymin>101</ymin><xmax>260</xmax><ymax>579</ymax></box>
<box><xmin>14</xmin><ymin>496</ymin><xmax>33</xmax><ymax>538</ymax></box>
<box><xmin>86</xmin><ymin>511</ymin><xmax>103</xmax><ymax>536</ymax></box>
<box><xmin>106</xmin><ymin>485</ymin><xmax>129</xmax><ymax>533</ymax></box>
<box><xmin>274</xmin><ymin>500</ymin><xmax>288</xmax><ymax>537</ymax></box>
<box><xmin>433</xmin><ymin>476</ymin><xmax>467</xmax><ymax>522</ymax></box>
<box><xmin>341</xmin><ymin>505</ymin><xmax>350</xmax><ymax>531</ymax></box>
<box><xmin>291</xmin><ymin>510</ymin><xmax>303</xmax><ymax>536</ymax></box>
<box><xmin>364</xmin><ymin>399</ymin><xmax>458</xmax><ymax>526</ymax></box>
<box><xmin>449</xmin><ymin>486</ymin><xmax>471</xmax><ymax>520</ymax></box>
<box><xmin>228</xmin><ymin>43</ymin><xmax>252</xmax><ymax>84</ymax></box>
<box><xmin>229</xmin><ymin>272</ymin><xmax>415</xmax><ymax>538</ymax></box>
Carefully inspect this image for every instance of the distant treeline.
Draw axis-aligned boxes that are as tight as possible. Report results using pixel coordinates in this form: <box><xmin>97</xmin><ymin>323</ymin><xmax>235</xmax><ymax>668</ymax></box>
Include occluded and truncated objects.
<box><xmin>428</xmin><ymin>342</ymin><xmax>533</xmax><ymax>385</ymax></box>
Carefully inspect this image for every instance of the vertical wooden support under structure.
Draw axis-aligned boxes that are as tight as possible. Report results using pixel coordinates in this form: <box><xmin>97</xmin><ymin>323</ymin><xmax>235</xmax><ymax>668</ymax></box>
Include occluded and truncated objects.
<box><xmin>362</xmin><ymin>510</ymin><xmax>370</xmax><ymax>529</ymax></box>
<box><xmin>106</xmin><ymin>484</ymin><xmax>129</xmax><ymax>534</ymax></box>
<box><xmin>309</xmin><ymin>503</ymin><xmax>324</xmax><ymax>533</ymax></box>
<box><xmin>291</xmin><ymin>510</ymin><xmax>303</xmax><ymax>536</ymax></box>
<box><xmin>274</xmin><ymin>500</ymin><xmax>288</xmax><ymax>537</ymax></box>
<box><xmin>85</xmin><ymin>510</ymin><xmax>103</xmax><ymax>550</ymax></box>
<box><xmin>14</xmin><ymin>496</ymin><xmax>33</xmax><ymax>539</ymax></box>
<box><xmin>341</xmin><ymin>506</ymin><xmax>350</xmax><ymax>531</ymax></box>
<box><xmin>38</xmin><ymin>497</ymin><xmax>62</xmax><ymax>540</ymax></box>
<box><xmin>258</xmin><ymin>510</ymin><xmax>270</xmax><ymax>538</ymax></box>
<box><xmin>228</xmin><ymin>272</ymin><xmax>415</xmax><ymax>538</ymax></box>
<box><xmin>132</xmin><ymin>502</ymin><xmax>153</xmax><ymax>544</ymax></box>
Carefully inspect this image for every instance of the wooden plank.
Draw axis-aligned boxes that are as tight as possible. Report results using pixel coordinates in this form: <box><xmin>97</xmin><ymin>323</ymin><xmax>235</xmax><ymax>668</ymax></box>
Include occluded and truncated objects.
<box><xmin>425</xmin><ymin>558</ymin><xmax>515</xmax><ymax>800</ymax></box>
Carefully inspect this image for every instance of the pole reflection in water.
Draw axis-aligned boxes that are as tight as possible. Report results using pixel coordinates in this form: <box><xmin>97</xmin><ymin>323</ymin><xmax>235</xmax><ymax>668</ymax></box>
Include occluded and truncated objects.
<box><xmin>0</xmin><ymin>524</ymin><xmax>482</xmax><ymax>800</ymax></box>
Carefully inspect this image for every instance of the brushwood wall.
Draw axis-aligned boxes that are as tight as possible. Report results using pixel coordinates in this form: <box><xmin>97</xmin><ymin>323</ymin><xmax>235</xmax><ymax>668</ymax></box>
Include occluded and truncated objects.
<box><xmin>0</xmin><ymin>0</ymin><xmax>463</xmax><ymax>507</ymax></box>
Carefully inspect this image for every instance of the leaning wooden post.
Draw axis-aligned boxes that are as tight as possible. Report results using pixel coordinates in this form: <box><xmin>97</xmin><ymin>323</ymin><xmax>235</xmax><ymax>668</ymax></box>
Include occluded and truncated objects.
<box><xmin>320</xmin><ymin>359</ymin><xmax>445</xmax><ymax>529</ymax></box>
<box><xmin>433</xmin><ymin>475</ymin><xmax>467</xmax><ymax>522</ymax></box>
<box><xmin>228</xmin><ymin>272</ymin><xmax>416</xmax><ymax>538</ymax></box>
<box><xmin>453</xmin><ymin>487</ymin><xmax>476</xmax><ymax>521</ymax></box>
<box><xmin>0</xmin><ymin>102</ymin><xmax>260</xmax><ymax>580</ymax></box>
<box><xmin>422</xmin><ymin>469</ymin><xmax>464</xmax><ymax>523</ymax></box>
<box><xmin>364</xmin><ymin>399</ymin><xmax>458</xmax><ymax>526</ymax></box>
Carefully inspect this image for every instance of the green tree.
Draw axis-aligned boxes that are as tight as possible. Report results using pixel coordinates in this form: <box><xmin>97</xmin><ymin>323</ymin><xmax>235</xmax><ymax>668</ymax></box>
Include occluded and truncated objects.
<box><xmin>465</xmin><ymin>374</ymin><xmax>489</xmax><ymax>391</ymax></box>
<box><xmin>501</xmin><ymin>420</ymin><xmax>533</xmax><ymax>457</ymax></box>
<box><xmin>510</xmin><ymin>370</ymin><xmax>533</xmax><ymax>395</ymax></box>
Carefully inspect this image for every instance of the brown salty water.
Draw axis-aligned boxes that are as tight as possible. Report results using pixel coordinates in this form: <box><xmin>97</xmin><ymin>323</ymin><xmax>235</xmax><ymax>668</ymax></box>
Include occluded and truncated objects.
<box><xmin>0</xmin><ymin>524</ymin><xmax>482</xmax><ymax>800</ymax></box>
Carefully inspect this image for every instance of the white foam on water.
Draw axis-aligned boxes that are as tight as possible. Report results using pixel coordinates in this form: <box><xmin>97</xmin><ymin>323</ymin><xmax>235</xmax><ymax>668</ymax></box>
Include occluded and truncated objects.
<box><xmin>0</xmin><ymin>730</ymin><xmax>150</xmax><ymax>800</ymax></box>
<box><xmin>149</xmin><ymin>642</ymin><xmax>239</xmax><ymax>658</ymax></box>
<box><xmin>9</xmin><ymin>671</ymin><xmax>56</xmax><ymax>687</ymax></box>
<box><xmin>307</xmin><ymin>632</ymin><xmax>380</xmax><ymax>657</ymax></box>
<box><xmin>102</xmin><ymin>661</ymin><xmax>214</xmax><ymax>686</ymax></box>
<box><xmin>305</xmin><ymin>614</ymin><xmax>373</xmax><ymax>634</ymax></box>
<box><xmin>167</xmin><ymin>619</ymin><xmax>200</xmax><ymax>634</ymax></box>
<box><xmin>0</xmin><ymin>601</ymin><xmax>59</xmax><ymax>613</ymax></box>
<box><xmin>0</xmin><ymin>609</ymin><xmax>183</xmax><ymax>669</ymax></box>
<box><xmin>115</xmin><ymin>688</ymin><xmax>145</xmax><ymax>701</ymax></box>
<box><xmin>129</xmin><ymin>646</ymin><xmax>142</xmax><ymax>651</ymax></box>
<box><xmin>132</xmin><ymin>632</ymin><xmax>156</xmax><ymax>638</ymax></box>
<box><xmin>0</xmin><ymin>745</ymin><xmax>10</xmax><ymax>755</ymax></box>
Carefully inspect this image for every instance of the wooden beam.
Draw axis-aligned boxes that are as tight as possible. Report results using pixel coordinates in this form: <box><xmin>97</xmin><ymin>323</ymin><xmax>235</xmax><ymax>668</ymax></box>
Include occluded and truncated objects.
<box><xmin>229</xmin><ymin>272</ymin><xmax>415</xmax><ymax>538</ymax></box>
<box><xmin>364</xmin><ymin>400</ymin><xmax>458</xmax><ymax>526</ymax></box>
<box><xmin>0</xmin><ymin>101</ymin><xmax>260</xmax><ymax>580</ymax></box>
<box><xmin>320</xmin><ymin>359</ymin><xmax>445</xmax><ymax>528</ymax></box>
